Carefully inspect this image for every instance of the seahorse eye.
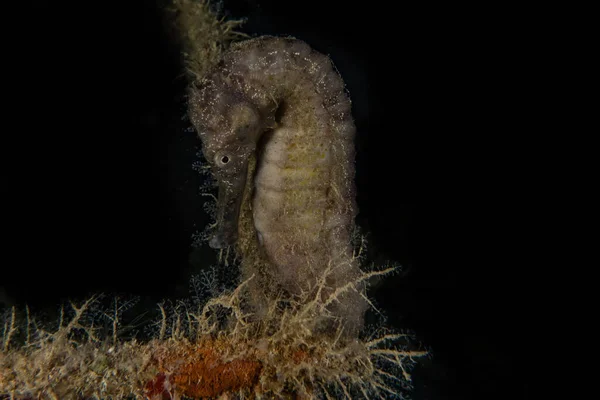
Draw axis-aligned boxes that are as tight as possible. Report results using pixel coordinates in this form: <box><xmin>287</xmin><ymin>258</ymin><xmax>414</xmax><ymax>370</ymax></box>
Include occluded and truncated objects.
<box><xmin>215</xmin><ymin>153</ymin><xmax>231</xmax><ymax>166</ymax></box>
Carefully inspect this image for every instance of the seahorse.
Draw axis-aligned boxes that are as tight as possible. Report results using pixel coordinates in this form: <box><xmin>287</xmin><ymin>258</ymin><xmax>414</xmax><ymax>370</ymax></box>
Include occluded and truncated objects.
<box><xmin>188</xmin><ymin>36</ymin><xmax>368</xmax><ymax>336</ymax></box>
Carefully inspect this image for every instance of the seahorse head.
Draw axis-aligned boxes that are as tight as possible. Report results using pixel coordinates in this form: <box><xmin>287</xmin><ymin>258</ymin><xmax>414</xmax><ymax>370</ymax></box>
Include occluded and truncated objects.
<box><xmin>189</xmin><ymin>76</ymin><xmax>265</xmax><ymax>249</ymax></box>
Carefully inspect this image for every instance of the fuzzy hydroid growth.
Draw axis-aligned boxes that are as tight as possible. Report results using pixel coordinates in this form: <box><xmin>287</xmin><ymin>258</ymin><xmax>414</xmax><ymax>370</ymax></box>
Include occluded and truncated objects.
<box><xmin>1</xmin><ymin>262</ymin><xmax>428</xmax><ymax>399</ymax></box>
<box><xmin>169</xmin><ymin>0</ymin><xmax>247</xmax><ymax>83</ymax></box>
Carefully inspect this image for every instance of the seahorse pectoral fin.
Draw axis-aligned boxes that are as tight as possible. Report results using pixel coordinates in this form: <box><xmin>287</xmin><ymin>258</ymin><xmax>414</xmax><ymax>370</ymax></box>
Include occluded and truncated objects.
<box><xmin>208</xmin><ymin>165</ymin><xmax>248</xmax><ymax>249</ymax></box>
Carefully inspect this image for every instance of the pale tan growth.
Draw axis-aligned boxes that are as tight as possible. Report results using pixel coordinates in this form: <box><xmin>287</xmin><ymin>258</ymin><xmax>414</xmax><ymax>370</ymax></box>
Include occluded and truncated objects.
<box><xmin>0</xmin><ymin>297</ymin><xmax>157</xmax><ymax>399</ymax></box>
<box><xmin>189</xmin><ymin>36</ymin><xmax>368</xmax><ymax>336</ymax></box>
<box><xmin>0</xmin><ymin>265</ymin><xmax>428</xmax><ymax>399</ymax></box>
<box><xmin>169</xmin><ymin>0</ymin><xmax>247</xmax><ymax>83</ymax></box>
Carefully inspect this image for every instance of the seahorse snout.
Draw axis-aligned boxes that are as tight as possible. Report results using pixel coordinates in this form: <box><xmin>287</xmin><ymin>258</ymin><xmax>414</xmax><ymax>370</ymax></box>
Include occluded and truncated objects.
<box><xmin>208</xmin><ymin>162</ymin><xmax>248</xmax><ymax>249</ymax></box>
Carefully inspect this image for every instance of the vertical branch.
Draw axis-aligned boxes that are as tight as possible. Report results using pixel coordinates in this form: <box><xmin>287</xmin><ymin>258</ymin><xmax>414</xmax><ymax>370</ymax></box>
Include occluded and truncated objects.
<box><xmin>25</xmin><ymin>305</ymin><xmax>31</xmax><ymax>347</ymax></box>
<box><xmin>112</xmin><ymin>298</ymin><xmax>119</xmax><ymax>345</ymax></box>
<box><xmin>2</xmin><ymin>306</ymin><xmax>17</xmax><ymax>351</ymax></box>
<box><xmin>58</xmin><ymin>304</ymin><xmax>64</xmax><ymax>331</ymax></box>
<box><xmin>158</xmin><ymin>303</ymin><xmax>167</xmax><ymax>341</ymax></box>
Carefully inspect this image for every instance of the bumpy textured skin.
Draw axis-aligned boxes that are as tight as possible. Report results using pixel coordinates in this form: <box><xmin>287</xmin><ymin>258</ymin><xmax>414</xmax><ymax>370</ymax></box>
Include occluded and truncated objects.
<box><xmin>189</xmin><ymin>36</ymin><xmax>368</xmax><ymax>335</ymax></box>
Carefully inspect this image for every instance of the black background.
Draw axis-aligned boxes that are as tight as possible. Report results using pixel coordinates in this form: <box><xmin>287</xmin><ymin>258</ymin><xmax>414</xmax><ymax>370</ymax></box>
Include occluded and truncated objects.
<box><xmin>2</xmin><ymin>1</ymin><xmax>534</xmax><ymax>399</ymax></box>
